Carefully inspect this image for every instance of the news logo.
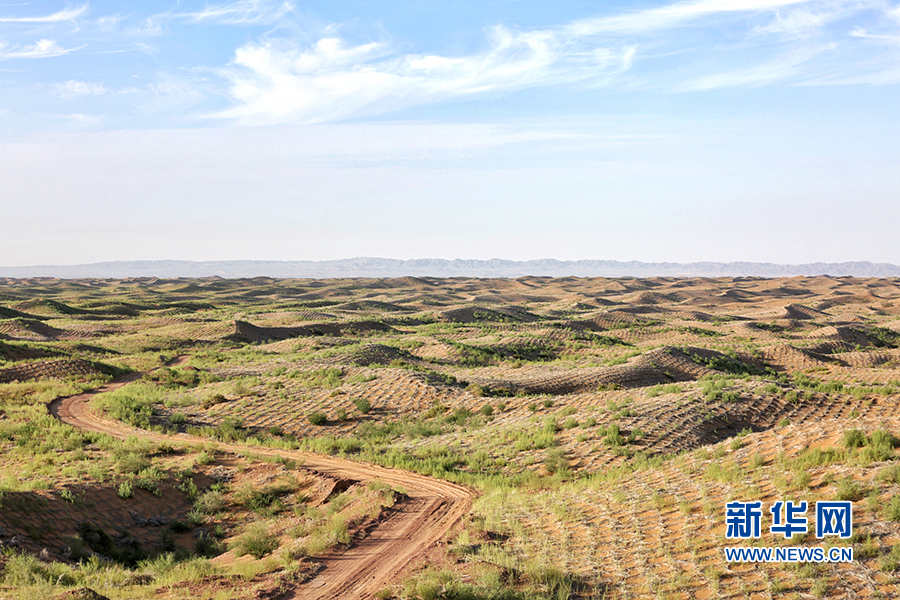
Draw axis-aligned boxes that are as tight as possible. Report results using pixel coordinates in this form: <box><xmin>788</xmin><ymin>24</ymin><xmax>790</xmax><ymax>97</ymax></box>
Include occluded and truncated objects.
<box><xmin>723</xmin><ymin>500</ymin><xmax>853</xmax><ymax>563</ymax></box>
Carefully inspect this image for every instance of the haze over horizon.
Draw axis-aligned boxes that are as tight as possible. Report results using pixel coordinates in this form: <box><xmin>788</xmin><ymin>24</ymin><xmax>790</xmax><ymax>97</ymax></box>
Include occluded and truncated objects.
<box><xmin>3</xmin><ymin>258</ymin><xmax>900</xmax><ymax>279</ymax></box>
<box><xmin>2</xmin><ymin>1</ymin><xmax>898</xmax><ymax>268</ymax></box>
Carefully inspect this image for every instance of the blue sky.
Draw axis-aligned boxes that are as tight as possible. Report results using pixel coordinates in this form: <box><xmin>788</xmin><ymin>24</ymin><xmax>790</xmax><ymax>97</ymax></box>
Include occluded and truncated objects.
<box><xmin>1</xmin><ymin>0</ymin><xmax>899</xmax><ymax>266</ymax></box>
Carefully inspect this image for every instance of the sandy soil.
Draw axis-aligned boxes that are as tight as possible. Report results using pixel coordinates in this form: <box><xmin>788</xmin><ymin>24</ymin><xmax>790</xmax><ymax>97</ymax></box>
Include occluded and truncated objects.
<box><xmin>48</xmin><ymin>363</ymin><xmax>473</xmax><ymax>600</ymax></box>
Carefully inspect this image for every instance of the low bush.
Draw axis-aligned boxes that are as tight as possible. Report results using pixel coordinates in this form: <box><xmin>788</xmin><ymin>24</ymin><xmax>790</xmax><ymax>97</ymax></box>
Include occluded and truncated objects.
<box><xmin>117</xmin><ymin>481</ymin><xmax>133</xmax><ymax>499</ymax></box>
<box><xmin>233</xmin><ymin>523</ymin><xmax>279</xmax><ymax>559</ymax></box>
<box><xmin>308</xmin><ymin>412</ymin><xmax>328</xmax><ymax>426</ymax></box>
<box><xmin>353</xmin><ymin>397</ymin><xmax>372</xmax><ymax>415</ymax></box>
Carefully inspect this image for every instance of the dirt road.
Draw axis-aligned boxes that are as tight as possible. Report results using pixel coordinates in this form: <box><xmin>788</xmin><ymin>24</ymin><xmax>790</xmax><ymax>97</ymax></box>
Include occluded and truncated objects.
<box><xmin>48</xmin><ymin>369</ymin><xmax>473</xmax><ymax>600</ymax></box>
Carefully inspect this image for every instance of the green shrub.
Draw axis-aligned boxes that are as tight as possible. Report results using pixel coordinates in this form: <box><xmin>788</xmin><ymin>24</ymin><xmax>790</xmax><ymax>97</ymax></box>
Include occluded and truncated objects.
<box><xmin>870</xmin><ymin>428</ymin><xmax>900</xmax><ymax>449</ymax></box>
<box><xmin>187</xmin><ymin>508</ymin><xmax>205</xmax><ymax>527</ymax></box>
<box><xmin>0</xmin><ymin>551</ymin><xmax>75</xmax><ymax>587</ymax></box>
<box><xmin>168</xmin><ymin>520</ymin><xmax>191</xmax><ymax>533</ymax></box>
<box><xmin>177</xmin><ymin>477</ymin><xmax>200</xmax><ymax>501</ymax></box>
<box><xmin>835</xmin><ymin>477</ymin><xmax>868</xmax><ymax>501</ymax></box>
<box><xmin>544</xmin><ymin>448</ymin><xmax>568</xmax><ymax>475</ymax></box>
<box><xmin>92</xmin><ymin>383</ymin><xmax>163</xmax><ymax>428</ymax></box>
<box><xmin>194</xmin><ymin>531</ymin><xmax>224</xmax><ymax>557</ymax></box>
<box><xmin>720</xmin><ymin>390</ymin><xmax>738</xmax><ymax>403</ymax></box>
<box><xmin>467</xmin><ymin>384</ymin><xmax>485</xmax><ymax>397</ymax></box>
<box><xmin>879</xmin><ymin>465</ymin><xmax>900</xmax><ymax>484</ymax></box>
<box><xmin>115</xmin><ymin>451</ymin><xmax>150</xmax><ymax>474</ymax></box>
<box><xmin>307</xmin><ymin>412</ymin><xmax>328</xmax><ymax>426</ymax></box>
<box><xmin>202</xmin><ymin>393</ymin><xmax>226</xmax><ymax>409</ymax></box>
<box><xmin>844</xmin><ymin>428</ymin><xmax>868</xmax><ymax>449</ymax></box>
<box><xmin>117</xmin><ymin>481</ymin><xmax>133</xmax><ymax>499</ymax></box>
<box><xmin>880</xmin><ymin>544</ymin><xmax>900</xmax><ymax>572</ymax></box>
<box><xmin>353</xmin><ymin>397</ymin><xmax>372</xmax><ymax>415</ymax></box>
<box><xmin>603</xmin><ymin>423</ymin><xmax>625</xmax><ymax>448</ymax></box>
<box><xmin>293</xmin><ymin>367</ymin><xmax>343</xmax><ymax>389</ymax></box>
<box><xmin>195</xmin><ymin>490</ymin><xmax>227</xmax><ymax>514</ymax></box>
<box><xmin>885</xmin><ymin>495</ymin><xmax>900</xmax><ymax>522</ymax></box>
<box><xmin>233</xmin><ymin>523</ymin><xmax>279</xmax><ymax>559</ymax></box>
<box><xmin>216</xmin><ymin>416</ymin><xmax>245</xmax><ymax>442</ymax></box>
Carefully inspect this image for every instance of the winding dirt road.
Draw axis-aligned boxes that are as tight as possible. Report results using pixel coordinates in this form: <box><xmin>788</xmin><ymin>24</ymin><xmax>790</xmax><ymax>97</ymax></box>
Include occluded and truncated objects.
<box><xmin>48</xmin><ymin>368</ymin><xmax>473</xmax><ymax>599</ymax></box>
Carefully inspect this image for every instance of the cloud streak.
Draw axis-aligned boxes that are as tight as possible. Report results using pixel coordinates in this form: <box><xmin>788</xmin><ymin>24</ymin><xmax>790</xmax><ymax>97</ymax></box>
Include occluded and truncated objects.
<box><xmin>678</xmin><ymin>44</ymin><xmax>835</xmax><ymax>89</ymax></box>
<box><xmin>177</xmin><ymin>0</ymin><xmax>295</xmax><ymax>25</ymax></box>
<box><xmin>0</xmin><ymin>4</ymin><xmax>87</xmax><ymax>23</ymax></box>
<box><xmin>0</xmin><ymin>39</ymin><xmax>84</xmax><ymax>60</ymax></box>
<box><xmin>56</xmin><ymin>80</ymin><xmax>107</xmax><ymax>98</ymax></box>
<box><xmin>2</xmin><ymin>0</ymin><xmax>895</xmax><ymax>129</ymax></box>
<box><xmin>209</xmin><ymin>0</ymin><xmax>894</xmax><ymax>124</ymax></box>
<box><xmin>565</xmin><ymin>0</ymin><xmax>816</xmax><ymax>36</ymax></box>
<box><xmin>212</xmin><ymin>25</ymin><xmax>637</xmax><ymax>125</ymax></box>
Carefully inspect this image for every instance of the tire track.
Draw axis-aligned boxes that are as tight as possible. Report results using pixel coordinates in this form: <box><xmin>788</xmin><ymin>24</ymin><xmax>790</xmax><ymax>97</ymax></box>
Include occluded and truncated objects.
<box><xmin>48</xmin><ymin>363</ymin><xmax>473</xmax><ymax>600</ymax></box>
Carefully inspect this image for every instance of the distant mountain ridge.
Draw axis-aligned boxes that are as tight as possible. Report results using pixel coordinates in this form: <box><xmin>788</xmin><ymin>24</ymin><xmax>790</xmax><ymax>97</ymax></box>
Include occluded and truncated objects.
<box><xmin>1</xmin><ymin>258</ymin><xmax>899</xmax><ymax>279</ymax></box>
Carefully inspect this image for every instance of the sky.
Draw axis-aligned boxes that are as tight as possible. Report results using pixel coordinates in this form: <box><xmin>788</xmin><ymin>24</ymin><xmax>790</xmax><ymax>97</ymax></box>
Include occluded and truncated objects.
<box><xmin>1</xmin><ymin>0</ymin><xmax>899</xmax><ymax>267</ymax></box>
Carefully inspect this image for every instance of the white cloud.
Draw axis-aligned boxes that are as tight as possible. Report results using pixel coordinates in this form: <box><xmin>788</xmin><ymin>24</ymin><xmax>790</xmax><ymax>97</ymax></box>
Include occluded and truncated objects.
<box><xmin>140</xmin><ymin>74</ymin><xmax>208</xmax><ymax>112</ymax></box>
<box><xmin>0</xmin><ymin>39</ymin><xmax>84</xmax><ymax>60</ymax></box>
<box><xmin>126</xmin><ymin>1</ymin><xmax>294</xmax><ymax>37</ymax></box>
<box><xmin>565</xmin><ymin>0</ymin><xmax>815</xmax><ymax>36</ymax></box>
<box><xmin>63</xmin><ymin>113</ymin><xmax>102</xmax><ymax>127</ymax></box>
<box><xmin>754</xmin><ymin>5</ymin><xmax>847</xmax><ymax>37</ymax></box>
<box><xmin>126</xmin><ymin>16</ymin><xmax>166</xmax><ymax>36</ymax></box>
<box><xmin>847</xmin><ymin>2</ymin><xmax>900</xmax><ymax>43</ymax></box>
<box><xmin>678</xmin><ymin>45</ymin><xmax>834</xmax><ymax>89</ymax></box>
<box><xmin>211</xmin><ymin>0</ymin><xmax>888</xmax><ymax>124</ymax></box>
<box><xmin>56</xmin><ymin>80</ymin><xmax>108</xmax><ymax>98</ymax></box>
<box><xmin>0</xmin><ymin>4</ymin><xmax>87</xmax><ymax>23</ymax></box>
<box><xmin>213</xmin><ymin>26</ymin><xmax>637</xmax><ymax>125</ymax></box>
<box><xmin>95</xmin><ymin>14</ymin><xmax>127</xmax><ymax>32</ymax></box>
<box><xmin>849</xmin><ymin>27</ymin><xmax>900</xmax><ymax>42</ymax></box>
<box><xmin>178</xmin><ymin>0</ymin><xmax>294</xmax><ymax>25</ymax></box>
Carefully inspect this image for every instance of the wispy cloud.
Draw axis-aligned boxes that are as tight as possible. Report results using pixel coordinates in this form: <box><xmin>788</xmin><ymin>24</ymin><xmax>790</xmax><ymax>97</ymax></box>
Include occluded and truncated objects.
<box><xmin>1</xmin><ymin>0</ymin><xmax>893</xmax><ymax>128</ymax></box>
<box><xmin>678</xmin><ymin>44</ymin><xmax>834</xmax><ymax>89</ymax></box>
<box><xmin>891</xmin><ymin>2</ymin><xmax>900</xmax><ymax>23</ymax></box>
<box><xmin>564</xmin><ymin>0</ymin><xmax>815</xmax><ymax>36</ymax></box>
<box><xmin>62</xmin><ymin>112</ymin><xmax>101</xmax><ymax>127</ymax></box>
<box><xmin>140</xmin><ymin>74</ymin><xmax>209</xmax><ymax>112</ymax></box>
<box><xmin>213</xmin><ymin>26</ymin><xmax>637</xmax><ymax>125</ymax></box>
<box><xmin>846</xmin><ymin>2</ymin><xmax>900</xmax><ymax>44</ymax></box>
<box><xmin>95</xmin><ymin>14</ymin><xmax>127</xmax><ymax>32</ymax></box>
<box><xmin>123</xmin><ymin>1</ymin><xmax>294</xmax><ymax>37</ymax></box>
<box><xmin>0</xmin><ymin>39</ymin><xmax>84</xmax><ymax>60</ymax></box>
<box><xmin>56</xmin><ymin>80</ymin><xmax>107</xmax><ymax>98</ymax></box>
<box><xmin>177</xmin><ymin>0</ymin><xmax>295</xmax><ymax>25</ymax></box>
<box><xmin>850</xmin><ymin>27</ymin><xmax>900</xmax><ymax>42</ymax></box>
<box><xmin>0</xmin><ymin>4</ymin><xmax>87</xmax><ymax>23</ymax></box>
<box><xmin>752</xmin><ymin>2</ymin><xmax>865</xmax><ymax>38</ymax></box>
<box><xmin>211</xmin><ymin>0</ymin><xmax>892</xmax><ymax>124</ymax></box>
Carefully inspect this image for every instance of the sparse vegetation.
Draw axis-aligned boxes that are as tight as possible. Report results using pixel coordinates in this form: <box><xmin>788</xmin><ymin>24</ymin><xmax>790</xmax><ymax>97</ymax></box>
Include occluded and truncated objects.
<box><xmin>3</xmin><ymin>275</ymin><xmax>900</xmax><ymax>599</ymax></box>
<box><xmin>233</xmin><ymin>522</ymin><xmax>279</xmax><ymax>559</ymax></box>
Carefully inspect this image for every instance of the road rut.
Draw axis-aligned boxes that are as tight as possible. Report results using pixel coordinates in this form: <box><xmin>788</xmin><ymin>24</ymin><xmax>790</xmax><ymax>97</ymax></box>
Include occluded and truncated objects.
<box><xmin>48</xmin><ymin>368</ymin><xmax>473</xmax><ymax>599</ymax></box>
